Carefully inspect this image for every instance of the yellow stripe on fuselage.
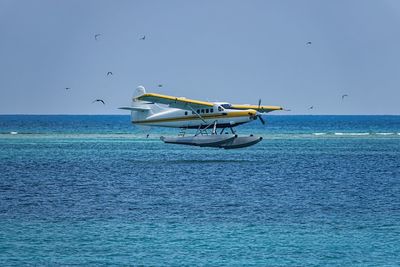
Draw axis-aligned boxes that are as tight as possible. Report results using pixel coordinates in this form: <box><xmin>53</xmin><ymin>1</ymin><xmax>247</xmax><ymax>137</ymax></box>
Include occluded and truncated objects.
<box><xmin>133</xmin><ymin>110</ymin><xmax>255</xmax><ymax>124</ymax></box>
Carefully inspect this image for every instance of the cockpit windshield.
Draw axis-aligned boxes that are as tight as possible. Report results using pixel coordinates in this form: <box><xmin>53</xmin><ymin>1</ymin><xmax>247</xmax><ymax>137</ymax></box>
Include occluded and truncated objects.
<box><xmin>220</xmin><ymin>104</ymin><xmax>232</xmax><ymax>109</ymax></box>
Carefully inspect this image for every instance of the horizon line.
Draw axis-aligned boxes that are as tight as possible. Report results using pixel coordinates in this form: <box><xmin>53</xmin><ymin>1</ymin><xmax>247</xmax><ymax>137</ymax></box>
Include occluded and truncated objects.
<box><xmin>1</xmin><ymin>113</ymin><xmax>399</xmax><ymax>116</ymax></box>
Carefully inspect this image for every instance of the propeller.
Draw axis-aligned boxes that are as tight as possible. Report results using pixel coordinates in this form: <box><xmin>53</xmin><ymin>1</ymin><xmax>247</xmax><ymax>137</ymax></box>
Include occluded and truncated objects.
<box><xmin>256</xmin><ymin>99</ymin><xmax>265</xmax><ymax>124</ymax></box>
<box><xmin>258</xmin><ymin>113</ymin><xmax>266</xmax><ymax>124</ymax></box>
<box><xmin>249</xmin><ymin>111</ymin><xmax>266</xmax><ymax>125</ymax></box>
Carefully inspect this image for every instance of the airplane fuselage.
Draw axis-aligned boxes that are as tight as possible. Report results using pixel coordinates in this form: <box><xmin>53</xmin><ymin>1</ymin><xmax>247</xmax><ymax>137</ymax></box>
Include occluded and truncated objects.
<box><xmin>132</xmin><ymin>105</ymin><xmax>257</xmax><ymax>129</ymax></box>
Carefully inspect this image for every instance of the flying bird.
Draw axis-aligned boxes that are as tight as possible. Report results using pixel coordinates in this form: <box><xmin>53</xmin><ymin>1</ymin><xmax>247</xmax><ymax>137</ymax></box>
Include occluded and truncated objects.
<box><xmin>107</xmin><ymin>72</ymin><xmax>113</xmax><ymax>76</ymax></box>
<box><xmin>341</xmin><ymin>94</ymin><xmax>348</xmax><ymax>100</ymax></box>
<box><xmin>92</xmin><ymin>99</ymin><xmax>105</xmax><ymax>105</ymax></box>
<box><xmin>65</xmin><ymin>87</ymin><xmax>70</xmax><ymax>90</ymax></box>
<box><xmin>308</xmin><ymin>106</ymin><xmax>314</xmax><ymax>110</ymax></box>
<box><xmin>158</xmin><ymin>84</ymin><xmax>163</xmax><ymax>87</ymax></box>
<box><xmin>140</xmin><ymin>35</ymin><xmax>146</xmax><ymax>40</ymax></box>
<box><xmin>306</xmin><ymin>41</ymin><xmax>312</xmax><ymax>45</ymax></box>
<box><xmin>94</xmin><ymin>34</ymin><xmax>101</xmax><ymax>40</ymax></box>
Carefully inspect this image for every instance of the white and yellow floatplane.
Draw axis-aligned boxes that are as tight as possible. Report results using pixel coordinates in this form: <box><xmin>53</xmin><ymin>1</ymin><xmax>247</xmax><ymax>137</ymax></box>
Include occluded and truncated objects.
<box><xmin>120</xmin><ymin>86</ymin><xmax>283</xmax><ymax>149</ymax></box>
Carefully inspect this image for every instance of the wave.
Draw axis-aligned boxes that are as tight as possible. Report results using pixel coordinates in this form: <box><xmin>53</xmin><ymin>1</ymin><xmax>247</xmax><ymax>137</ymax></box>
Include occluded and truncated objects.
<box><xmin>376</xmin><ymin>132</ymin><xmax>395</xmax><ymax>135</ymax></box>
<box><xmin>0</xmin><ymin>132</ymin><xmax>39</xmax><ymax>135</ymax></box>
<box><xmin>314</xmin><ymin>132</ymin><xmax>398</xmax><ymax>137</ymax></box>
<box><xmin>334</xmin><ymin>132</ymin><xmax>370</xmax><ymax>136</ymax></box>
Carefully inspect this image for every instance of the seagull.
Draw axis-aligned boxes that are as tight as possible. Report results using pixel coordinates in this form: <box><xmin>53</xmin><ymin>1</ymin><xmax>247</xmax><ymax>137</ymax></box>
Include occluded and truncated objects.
<box><xmin>140</xmin><ymin>35</ymin><xmax>146</xmax><ymax>40</ymax></box>
<box><xmin>94</xmin><ymin>34</ymin><xmax>101</xmax><ymax>41</ymax></box>
<box><xmin>158</xmin><ymin>84</ymin><xmax>163</xmax><ymax>87</ymax></box>
<box><xmin>341</xmin><ymin>94</ymin><xmax>348</xmax><ymax>100</ymax></box>
<box><xmin>92</xmin><ymin>99</ymin><xmax>105</xmax><ymax>105</ymax></box>
<box><xmin>65</xmin><ymin>87</ymin><xmax>70</xmax><ymax>90</ymax></box>
<box><xmin>306</xmin><ymin>41</ymin><xmax>312</xmax><ymax>45</ymax></box>
<box><xmin>308</xmin><ymin>106</ymin><xmax>314</xmax><ymax>110</ymax></box>
<box><xmin>107</xmin><ymin>72</ymin><xmax>113</xmax><ymax>76</ymax></box>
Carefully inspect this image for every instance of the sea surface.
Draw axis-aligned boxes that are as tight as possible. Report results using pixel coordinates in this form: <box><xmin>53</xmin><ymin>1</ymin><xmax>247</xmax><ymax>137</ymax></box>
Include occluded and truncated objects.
<box><xmin>1</xmin><ymin>115</ymin><xmax>399</xmax><ymax>266</ymax></box>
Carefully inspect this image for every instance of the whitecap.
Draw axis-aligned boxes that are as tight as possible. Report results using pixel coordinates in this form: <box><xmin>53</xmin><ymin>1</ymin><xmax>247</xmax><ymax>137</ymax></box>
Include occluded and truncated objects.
<box><xmin>376</xmin><ymin>133</ymin><xmax>394</xmax><ymax>136</ymax></box>
<box><xmin>347</xmin><ymin>133</ymin><xmax>369</xmax><ymax>136</ymax></box>
<box><xmin>334</xmin><ymin>132</ymin><xmax>369</xmax><ymax>136</ymax></box>
<box><xmin>10</xmin><ymin>131</ymin><xmax>18</xmax><ymax>135</ymax></box>
<box><xmin>313</xmin><ymin>133</ymin><xmax>326</xmax><ymax>136</ymax></box>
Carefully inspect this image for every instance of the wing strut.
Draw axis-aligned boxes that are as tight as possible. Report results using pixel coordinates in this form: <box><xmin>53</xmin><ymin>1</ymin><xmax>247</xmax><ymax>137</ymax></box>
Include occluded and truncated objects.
<box><xmin>187</xmin><ymin>105</ymin><xmax>207</xmax><ymax>124</ymax></box>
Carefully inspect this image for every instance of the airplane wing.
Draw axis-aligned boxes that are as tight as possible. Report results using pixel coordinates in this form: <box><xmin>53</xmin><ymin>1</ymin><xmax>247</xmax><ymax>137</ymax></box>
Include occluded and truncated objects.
<box><xmin>230</xmin><ymin>104</ymin><xmax>283</xmax><ymax>113</ymax></box>
<box><xmin>137</xmin><ymin>93</ymin><xmax>214</xmax><ymax>110</ymax></box>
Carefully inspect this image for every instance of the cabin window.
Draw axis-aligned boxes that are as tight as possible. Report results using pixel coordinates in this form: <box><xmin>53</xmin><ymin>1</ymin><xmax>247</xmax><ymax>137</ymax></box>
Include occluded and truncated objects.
<box><xmin>218</xmin><ymin>106</ymin><xmax>223</xmax><ymax>112</ymax></box>
<box><xmin>201</xmin><ymin>109</ymin><xmax>204</xmax><ymax>113</ymax></box>
<box><xmin>185</xmin><ymin>111</ymin><xmax>188</xmax><ymax>115</ymax></box>
<box><xmin>206</xmin><ymin>109</ymin><xmax>209</xmax><ymax>113</ymax></box>
<box><xmin>210</xmin><ymin>108</ymin><xmax>213</xmax><ymax>113</ymax></box>
<box><xmin>197</xmin><ymin>109</ymin><xmax>200</xmax><ymax>114</ymax></box>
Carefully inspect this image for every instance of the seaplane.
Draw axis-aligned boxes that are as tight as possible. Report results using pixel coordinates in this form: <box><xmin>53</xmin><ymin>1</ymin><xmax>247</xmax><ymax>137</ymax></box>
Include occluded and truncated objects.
<box><xmin>119</xmin><ymin>86</ymin><xmax>283</xmax><ymax>149</ymax></box>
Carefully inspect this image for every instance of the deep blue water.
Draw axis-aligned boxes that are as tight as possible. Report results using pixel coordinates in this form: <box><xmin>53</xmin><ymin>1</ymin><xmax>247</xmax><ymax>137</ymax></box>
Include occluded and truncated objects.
<box><xmin>1</xmin><ymin>115</ymin><xmax>399</xmax><ymax>266</ymax></box>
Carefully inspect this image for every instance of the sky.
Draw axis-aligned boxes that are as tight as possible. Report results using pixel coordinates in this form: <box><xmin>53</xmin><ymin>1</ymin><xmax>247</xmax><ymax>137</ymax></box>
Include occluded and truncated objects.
<box><xmin>0</xmin><ymin>0</ymin><xmax>399</xmax><ymax>115</ymax></box>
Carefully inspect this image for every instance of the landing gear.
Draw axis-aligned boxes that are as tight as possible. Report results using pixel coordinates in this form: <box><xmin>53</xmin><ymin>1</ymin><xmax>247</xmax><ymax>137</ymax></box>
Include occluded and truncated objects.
<box><xmin>195</xmin><ymin>120</ymin><xmax>218</xmax><ymax>136</ymax></box>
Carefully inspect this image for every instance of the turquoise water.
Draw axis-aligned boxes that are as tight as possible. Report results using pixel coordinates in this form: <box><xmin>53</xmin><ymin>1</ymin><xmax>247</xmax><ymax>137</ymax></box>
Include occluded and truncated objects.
<box><xmin>1</xmin><ymin>115</ymin><xmax>399</xmax><ymax>265</ymax></box>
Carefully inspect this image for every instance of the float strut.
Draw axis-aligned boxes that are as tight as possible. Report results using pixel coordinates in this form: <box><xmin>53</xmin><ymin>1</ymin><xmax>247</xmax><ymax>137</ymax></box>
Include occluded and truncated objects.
<box><xmin>212</xmin><ymin>121</ymin><xmax>217</xmax><ymax>135</ymax></box>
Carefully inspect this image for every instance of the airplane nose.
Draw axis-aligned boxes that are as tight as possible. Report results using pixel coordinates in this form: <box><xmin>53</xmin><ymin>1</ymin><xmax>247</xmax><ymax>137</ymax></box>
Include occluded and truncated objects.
<box><xmin>248</xmin><ymin>110</ymin><xmax>257</xmax><ymax>116</ymax></box>
<box><xmin>248</xmin><ymin>110</ymin><xmax>257</xmax><ymax>120</ymax></box>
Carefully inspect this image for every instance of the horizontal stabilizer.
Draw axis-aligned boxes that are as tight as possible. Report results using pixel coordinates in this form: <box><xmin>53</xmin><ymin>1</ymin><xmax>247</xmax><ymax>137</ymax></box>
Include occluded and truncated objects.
<box><xmin>118</xmin><ymin>106</ymin><xmax>151</xmax><ymax>111</ymax></box>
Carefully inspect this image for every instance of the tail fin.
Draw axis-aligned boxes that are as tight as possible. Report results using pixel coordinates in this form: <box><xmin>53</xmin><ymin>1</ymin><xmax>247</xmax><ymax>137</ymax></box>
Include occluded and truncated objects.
<box><xmin>119</xmin><ymin>86</ymin><xmax>165</xmax><ymax>122</ymax></box>
<box><xmin>133</xmin><ymin>86</ymin><xmax>146</xmax><ymax>99</ymax></box>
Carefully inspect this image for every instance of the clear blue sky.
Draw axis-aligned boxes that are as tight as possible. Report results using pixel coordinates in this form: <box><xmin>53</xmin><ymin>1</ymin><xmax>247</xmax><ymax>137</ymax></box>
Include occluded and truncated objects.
<box><xmin>1</xmin><ymin>0</ymin><xmax>399</xmax><ymax>114</ymax></box>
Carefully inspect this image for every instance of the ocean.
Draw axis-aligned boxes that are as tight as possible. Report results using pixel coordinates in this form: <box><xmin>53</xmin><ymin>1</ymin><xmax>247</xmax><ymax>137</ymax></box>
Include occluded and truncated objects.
<box><xmin>1</xmin><ymin>115</ymin><xmax>399</xmax><ymax>266</ymax></box>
